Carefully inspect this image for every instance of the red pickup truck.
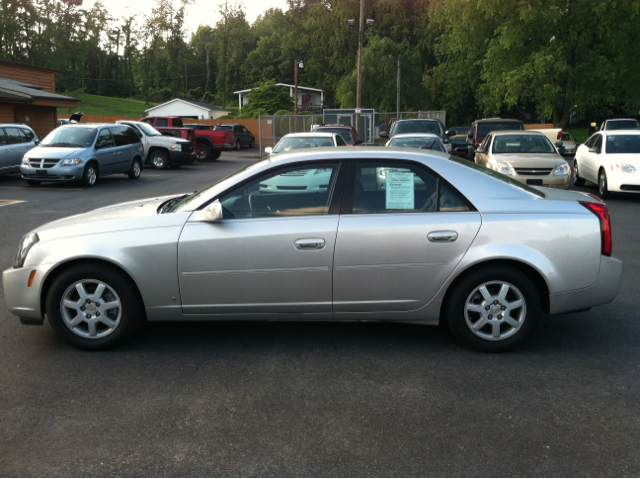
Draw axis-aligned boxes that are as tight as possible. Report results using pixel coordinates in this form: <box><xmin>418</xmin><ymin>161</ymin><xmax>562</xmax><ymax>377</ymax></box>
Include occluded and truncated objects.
<box><xmin>141</xmin><ymin>117</ymin><xmax>235</xmax><ymax>161</ymax></box>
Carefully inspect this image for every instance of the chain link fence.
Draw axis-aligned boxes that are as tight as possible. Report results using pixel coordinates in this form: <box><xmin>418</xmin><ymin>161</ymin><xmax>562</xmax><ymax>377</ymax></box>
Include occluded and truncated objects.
<box><xmin>257</xmin><ymin>111</ymin><xmax>446</xmax><ymax>156</ymax></box>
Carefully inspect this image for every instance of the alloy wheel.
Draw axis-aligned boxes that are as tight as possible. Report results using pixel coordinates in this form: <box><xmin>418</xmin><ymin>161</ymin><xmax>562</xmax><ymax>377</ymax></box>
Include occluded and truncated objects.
<box><xmin>464</xmin><ymin>280</ymin><xmax>527</xmax><ymax>341</ymax></box>
<box><xmin>60</xmin><ymin>279</ymin><xmax>122</xmax><ymax>339</ymax></box>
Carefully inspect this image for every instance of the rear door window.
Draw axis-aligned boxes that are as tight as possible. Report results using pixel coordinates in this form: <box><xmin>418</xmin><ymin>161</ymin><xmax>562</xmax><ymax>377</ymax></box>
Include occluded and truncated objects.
<box><xmin>20</xmin><ymin>128</ymin><xmax>35</xmax><ymax>142</ymax></box>
<box><xmin>0</xmin><ymin>129</ymin><xmax>7</xmax><ymax>145</ymax></box>
<box><xmin>155</xmin><ymin>118</ymin><xmax>169</xmax><ymax>127</ymax></box>
<box><xmin>5</xmin><ymin>127</ymin><xmax>25</xmax><ymax>144</ymax></box>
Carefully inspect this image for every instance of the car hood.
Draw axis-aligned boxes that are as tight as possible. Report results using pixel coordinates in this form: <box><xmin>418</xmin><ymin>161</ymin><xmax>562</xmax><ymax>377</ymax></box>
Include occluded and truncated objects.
<box><xmin>606</xmin><ymin>153</ymin><xmax>640</xmax><ymax>162</ymax></box>
<box><xmin>31</xmin><ymin>194</ymin><xmax>191</xmax><ymax>242</ymax></box>
<box><xmin>26</xmin><ymin>146</ymin><xmax>88</xmax><ymax>159</ymax></box>
<box><xmin>151</xmin><ymin>135</ymin><xmax>191</xmax><ymax>145</ymax></box>
<box><xmin>493</xmin><ymin>153</ymin><xmax>565</xmax><ymax>168</ymax></box>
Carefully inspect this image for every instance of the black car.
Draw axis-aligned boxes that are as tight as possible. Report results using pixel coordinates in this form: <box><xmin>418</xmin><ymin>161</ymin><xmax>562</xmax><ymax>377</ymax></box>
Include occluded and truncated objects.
<box><xmin>445</xmin><ymin>126</ymin><xmax>471</xmax><ymax>157</ymax></box>
<box><xmin>213</xmin><ymin>123</ymin><xmax>255</xmax><ymax>149</ymax></box>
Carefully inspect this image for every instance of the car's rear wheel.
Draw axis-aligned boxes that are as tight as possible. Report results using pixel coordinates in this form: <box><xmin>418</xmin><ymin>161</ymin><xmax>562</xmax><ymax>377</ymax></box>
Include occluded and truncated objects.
<box><xmin>45</xmin><ymin>263</ymin><xmax>143</xmax><ymax>350</ymax></box>
<box><xmin>250</xmin><ymin>138</ymin><xmax>255</xmax><ymax>148</ymax></box>
<box><xmin>598</xmin><ymin>169</ymin><xmax>610</xmax><ymax>198</ymax></box>
<box><xmin>81</xmin><ymin>163</ymin><xmax>98</xmax><ymax>187</ymax></box>
<box><xmin>210</xmin><ymin>149</ymin><xmax>221</xmax><ymax>161</ymax></box>
<box><xmin>150</xmin><ymin>150</ymin><xmax>169</xmax><ymax>169</ymax></box>
<box><xmin>196</xmin><ymin>143</ymin><xmax>211</xmax><ymax>161</ymax></box>
<box><xmin>573</xmin><ymin>160</ymin><xmax>585</xmax><ymax>186</ymax></box>
<box><xmin>446</xmin><ymin>265</ymin><xmax>540</xmax><ymax>352</ymax></box>
<box><xmin>234</xmin><ymin>140</ymin><xmax>241</xmax><ymax>150</ymax></box>
<box><xmin>128</xmin><ymin>158</ymin><xmax>142</xmax><ymax>179</ymax></box>
<box><xmin>25</xmin><ymin>180</ymin><xmax>41</xmax><ymax>186</ymax></box>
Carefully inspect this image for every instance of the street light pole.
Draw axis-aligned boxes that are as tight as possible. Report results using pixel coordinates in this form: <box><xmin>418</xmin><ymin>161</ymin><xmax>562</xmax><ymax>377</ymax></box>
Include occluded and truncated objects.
<box><xmin>348</xmin><ymin>7</ymin><xmax>374</xmax><ymax>141</ymax></box>
<box><xmin>294</xmin><ymin>59</ymin><xmax>299</xmax><ymax>116</ymax></box>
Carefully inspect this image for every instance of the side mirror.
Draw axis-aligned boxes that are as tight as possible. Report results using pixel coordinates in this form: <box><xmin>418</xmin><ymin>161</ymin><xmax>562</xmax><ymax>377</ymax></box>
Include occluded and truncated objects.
<box><xmin>264</xmin><ymin>147</ymin><xmax>273</xmax><ymax>154</ymax></box>
<box><xmin>467</xmin><ymin>131</ymin><xmax>473</xmax><ymax>139</ymax></box>
<box><xmin>476</xmin><ymin>146</ymin><xmax>486</xmax><ymax>154</ymax></box>
<box><xmin>589</xmin><ymin>147</ymin><xmax>601</xmax><ymax>154</ymax></box>
<box><xmin>355</xmin><ymin>139</ymin><xmax>363</xmax><ymax>145</ymax></box>
<box><xmin>379</xmin><ymin>131</ymin><xmax>389</xmax><ymax>138</ymax></box>
<box><xmin>34</xmin><ymin>138</ymin><xmax>40</xmax><ymax>145</ymax></box>
<box><xmin>203</xmin><ymin>199</ymin><xmax>223</xmax><ymax>222</ymax></box>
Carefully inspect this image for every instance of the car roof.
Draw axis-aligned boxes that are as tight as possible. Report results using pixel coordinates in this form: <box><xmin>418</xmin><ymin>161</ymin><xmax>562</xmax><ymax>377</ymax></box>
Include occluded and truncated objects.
<box><xmin>389</xmin><ymin>133</ymin><xmax>441</xmax><ymax>139</ymax></box>
<box><xmin>0</xmin><ymin>123</ymin><xmax>32</xmax><ymax>128</ymax></box>
<box><xmin>281</xmin><ymin>132</ymin><xmax>336</xmax><ymax>138</ymax></box>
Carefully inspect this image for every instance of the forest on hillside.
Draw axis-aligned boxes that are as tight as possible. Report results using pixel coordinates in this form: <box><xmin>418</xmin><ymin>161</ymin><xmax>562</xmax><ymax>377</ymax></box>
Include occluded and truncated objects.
<box><xmin>1</xmin><ymin>0</ymin><xmax>639</xmax><ymax>125</ymax></box>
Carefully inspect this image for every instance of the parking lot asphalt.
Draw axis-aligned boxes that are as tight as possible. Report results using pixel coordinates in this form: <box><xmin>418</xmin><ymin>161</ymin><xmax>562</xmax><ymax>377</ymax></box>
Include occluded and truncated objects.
<box><xmin>1</xmin><ymin>151</ymin><xmax>639</xmax><ymax>477</ymax></box>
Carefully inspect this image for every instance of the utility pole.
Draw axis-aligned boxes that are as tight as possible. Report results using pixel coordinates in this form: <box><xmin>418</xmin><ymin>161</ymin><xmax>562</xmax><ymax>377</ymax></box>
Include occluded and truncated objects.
<box><xmin>294</xmin><ymin>59</ymin><xmax>299</xmax><ymax>116</ymax></box>
<box><xmin>184</xmin><ymin>61</ymin><xmax>188</xmax><ymax>93</ymax></box>
<box><xmin>348</xmin><ymin>6</ymin><xmax>374</xmax><ymax>140</ymax></box>
<box><xmin>396</xmin><ymin>56</ymin><xmax>401</xmax><ymax>119</ymax></box>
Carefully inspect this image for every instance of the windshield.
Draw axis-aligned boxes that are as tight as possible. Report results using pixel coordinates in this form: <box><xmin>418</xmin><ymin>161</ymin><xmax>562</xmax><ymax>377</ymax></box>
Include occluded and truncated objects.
<box><xmin>492</xmin><ymin>134</ymin><xmax>556</xmax><ymax>154</ymax></box>
<box><xmin>135</xmin><ymin>122</ymin><xmax>162</xmax><ymax>136</ymax></box>
<box><xmin>606</xmin><ymin>135</ymin><xmax>640</xmax><ymax>154</ymax></box>
<box><xmin>272</xmin><ymin>136</ymin><xmax>335</xmax><ymax>153</ymax></box>
<box><xmin>388</xmin><ymin>137</ymin><xmax>445</xmax><ymax>152</ymax></box>
<box><xmin>478</xmin><ymin>122</ymin><xmax>524</xmax><ymax>136</ymax></box>
<box><xmin>41</xmin><ymin>127</ymin><xmax>97</xmax><ymax>147</ymax></box>
<box><xmin>561</xmin><ymin>133</ymin><xmax>573</xmax><ymax>141</ymax></box>
<box><xmin>392</xmin><ymin>121</ymin><xmax>444</xmax><ymax>137</ymax></box>
<box><xmin>316</xmin><ymin>128</ymin><xmax>353</xmax><ymax>143</ymax></box>
<box><xmin>166</xmin><ymin>158</ymin><xmax>269</xmax><ymax>213</ymax></box>
<box><xmin>449</xmin><ymin>156</ymin><xmax>545</xmax><ymax>198</ymax></box>
<box><xmin>606</xmin><ymin>120</ymin><xmax>640</xmax><ymax>130</ymax></box>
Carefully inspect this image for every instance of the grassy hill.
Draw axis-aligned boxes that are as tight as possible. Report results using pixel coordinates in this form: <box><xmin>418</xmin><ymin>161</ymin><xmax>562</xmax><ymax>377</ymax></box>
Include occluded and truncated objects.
<box><xmin>57</xmin><ymin>93</ymin><xmax>157</xmax><ymax>118</ymax></box>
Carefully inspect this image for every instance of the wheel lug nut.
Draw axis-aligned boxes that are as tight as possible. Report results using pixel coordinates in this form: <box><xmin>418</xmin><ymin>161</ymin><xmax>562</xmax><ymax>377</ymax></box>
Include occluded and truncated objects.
<box><xmin>485</xmin><ymin>306</ymin><xmax>490</xmax><ymax>311</ymax></box>
<box><xmin>488</xmin><ymin>314</ymin><xmax>493</xmax><ymax>319</ymax></box>
<box><xmin>498</xmin><ymin>315</ymin><xmax>503</xmax><ymax>320</ymax></box>
<box><xmin>86</xmin><ymin>299</ymin><xmax>91</xmax><ymax>304</ymax></box>
<box><xmin>80</xmin><ymin>306</ymin><xmax>85</xmax><ymax>311</ymax></box>
<box><xmin>86</xmin><ymin>314</ymin><xmax>91</xmax><ymax>319</ymax></box>
<box><xmin>501</xmin><ymin>306</ymin><xmax>506</xmax><ymax>311</ymax></box>
<box><xmin>96</xmin><ymin>312</ymin><xmax>100</xmax><ymax>317</ymax></box>
<box><xmin>493</xmin><ymin>300</ymin><xmax>499</xmax><ymax>305</ymax></box>
<box><xmin>95</xmin><ymin>302</ymin><xmax>100</xmax><ymax>307</ymax></box>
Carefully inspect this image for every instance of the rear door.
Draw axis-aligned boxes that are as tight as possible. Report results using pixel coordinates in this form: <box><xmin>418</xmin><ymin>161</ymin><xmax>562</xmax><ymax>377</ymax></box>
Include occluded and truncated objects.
<box><xmin>3</xmin><ymin>127</ymin><xmax>28</xmax><ymax>168</ymax></box>
<box><xmin>333</xmin><ymin>160</ymin><xmax>481</xmax><ymax>314</ymax></box>
<box><xmin>109</xmin><ymin>126</ymin><xmax>140</xmax><ymax>172</ymax></box>
<box><xmin>94</xmin><ymin>129</ymin><xmax>117</xmax><ymax>174</ymax></box>
<box><xmin>0</xmin><ymin>129</ymin><xmax>11</xmax><ymax>172</ymax></box>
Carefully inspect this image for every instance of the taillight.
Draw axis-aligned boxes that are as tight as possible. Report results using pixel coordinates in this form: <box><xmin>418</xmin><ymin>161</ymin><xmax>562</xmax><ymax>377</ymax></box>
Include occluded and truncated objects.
<box><xmin>580</xmin><ymin>201</ymin><xmax>612</xmax><ymax>256</ymax></box>
<box><xmin>557</xmin><ymin>131</ymin><xmax>562</xmax><ymax>140</ymax></box>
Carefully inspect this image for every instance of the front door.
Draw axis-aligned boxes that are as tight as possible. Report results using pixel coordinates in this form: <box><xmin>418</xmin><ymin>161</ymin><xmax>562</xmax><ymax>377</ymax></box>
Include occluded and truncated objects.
<box><xmin>333</xmin><ymin>160</ymin><xmax>481</xmax><ymax>313</ymax></box>
<box><xmin>178</xmin><ymin>161</ymin><xmax>345</xmax><ymax>315</ymax></box>
<box><xmin>582</xmin><ymin>134</ymin><xmax>603</xmax><ymax>182</ymax></box>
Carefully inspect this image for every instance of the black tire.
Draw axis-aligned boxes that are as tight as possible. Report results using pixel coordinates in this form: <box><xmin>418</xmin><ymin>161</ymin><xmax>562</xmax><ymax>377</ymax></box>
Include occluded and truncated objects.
<box><xmin>250</xmin><ymin>137</ymin><xmax>255</xmax><ymax>148</ymax></box>
<box><xmin>128</xmin><ymin>158</ymin><xmax>142</xmax><ymax>180</ymax></box>
<box><xmin>598</xmin><ymin>169</ymin><xmax>610</xmax><ymax>199</ymax></box>
<box><xmin>446</xmin><ymin>265</ymin><xmax>541</xmax><ymax>352</ymax></box>
<box><xmin>234</xmin><ymin>140</ymin><xmax>241</xmax><ymax>150</ymax></box>
<box><xmin>197</xmin><ymin>143</ymin><xmax>211</xmax><ymax>161</ymax></box>
<box><xmin>81</xmin><ymin>163</ymin><xmax>98</xmax><ymax>187</ymax></box>
<box><xmin>149</xmin><ymin>149</ymin><xmax>170</xmax><ymax>169</ymax></box>
<box><xmin>210</xmin><ymin>149</ymin><xmax>221</xmax><ymax>161</ymax></box>
<box><xmin>45</xmin><ymin>263</ymin><xmax>144</xmax><ymax>350</ymax></box>
<box><xmin>573</xmin><ymin>160</ymin><xmax>585</xmax><ymax>186</ymax></box>
<box><xmin>25</xmin><ymin>180</ymin><xmax>41</xmax><ymax>186</ymax></box>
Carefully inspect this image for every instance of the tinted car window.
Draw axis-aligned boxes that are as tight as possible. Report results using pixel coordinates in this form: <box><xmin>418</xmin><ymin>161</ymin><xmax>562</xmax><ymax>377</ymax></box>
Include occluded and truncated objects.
<box><xmin>335</xmin><ymin>135</ymin><xmax>347</xmax><ymax>146</ymax></box>
<box><xmin>316</xmin><ymin>128</ymin><xmax>353</xmax><ymax>143</ymax></box>
<box><xmin>391</xmin><ymin>121</ymin><xmax>444</xmax><ymax>137</ymax></box>
<box><xmin>220</xmin><ymin>163</ymin><xmax>340</xmax><ymax>219</ymax></box>
<box><xmin>605</xmin><ymin>135</ymin><xmax>640</xmax><ymax>154</ymax></box>
<box><xmin>0</xmin><ymin>130</ymin><xmax>7</xmax><ymax>145</ymax></box>
<box><xmin>273</xmin><ymin>136</ymin><xmax>335</xmax><ymax>153</ymax></box>
<box><xmin>155</xmin><ymin>118</ymin><xmax>169</xmax><ymax>127</ymax></box>
<box><xmin>492</xmin><ymin>134</ymin><xmax>555</xmax><ymax>154</ymax></box>
<box><xmin>109</xmin><ymin>126</ymin><xmax>131</xmax><ymax>146</ymax></box>
<box><xmin>388</xmin><ymin>137</ymin><xmax>445</xmax><ymax>152</ymax></box>
<box><xmin>96</xmin><ymin>129</ymin><xmax>116</xmax><ymax>148</ymax></box>
<box><xmin>477</xmin><ymin>122</ymin><xmax>524</xmax><ymax>136</ymax></box>
<box><xmin>561</xmin><ymin>133</ymin><xmax>573</xmax><ymax>141</ymax></box>
<box><xmin>123</xmin><ymin>126</ymin><xmax>141</xmax><ymax>144</ymax></box>
<box><xmin>606</xmin><ymin>120</ymin><xmax>640</xmax><ymax>130</ymax></box>
<box><xmin>20</xmin><ymin>128</ymin><xmax>35</xmax><ymax>142</ymax></box>
<box><xmin>172</xmin><ymin>118</ymin><xmax>183</xmax><ymax>127</ymax></box>
<box><xmin>5</xmin><ymin>127</ymin><xmax>25</xmax><ymax>144</ymax></box>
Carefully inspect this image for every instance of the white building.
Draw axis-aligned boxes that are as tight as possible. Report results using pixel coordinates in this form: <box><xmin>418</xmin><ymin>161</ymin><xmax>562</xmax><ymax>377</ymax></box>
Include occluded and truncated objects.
<box><xmin>233</xmin><ymin>84</ymin><xmax>324</xmax><ymax>113</ymax></box>
<box><xmin>144</xmin><ymin>98</ymin><xmax>230</xmax><ymax>120</ymax></box>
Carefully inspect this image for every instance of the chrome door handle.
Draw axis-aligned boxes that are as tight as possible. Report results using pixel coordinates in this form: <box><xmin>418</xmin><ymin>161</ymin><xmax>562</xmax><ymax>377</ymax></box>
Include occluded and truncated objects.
<box><xmin>428</xmin><ymin>231</ymin><xmax>458</xmax><ymax>243</ymax></box>
<box><xmin>295</xmin><ymin>238</ymin><xmax>326</xmax><ymax>250</ymax></box>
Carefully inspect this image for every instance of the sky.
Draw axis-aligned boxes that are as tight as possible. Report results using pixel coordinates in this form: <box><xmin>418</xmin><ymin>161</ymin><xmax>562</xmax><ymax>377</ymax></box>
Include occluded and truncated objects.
<box><xmin>83</xmin><ymin>0</ymin><xmax>290</xmax><ymax>34</ymax></box>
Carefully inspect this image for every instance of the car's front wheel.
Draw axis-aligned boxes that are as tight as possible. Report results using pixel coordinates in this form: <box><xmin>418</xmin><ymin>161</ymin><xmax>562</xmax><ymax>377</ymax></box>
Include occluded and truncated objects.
<box><xmin>573</xmin><ymin>160</ymin><xmax>585</xmax><ymax>186</ymax></box>
<box><xmin>598</xmin><ymin>169</ymin><xmax>610</xmax><ymax>198</ymax></box>
<box><xmin>446</xmin><ymin>265</ymin><xmax>541</xmax><ymax>352</ymax></box>
<box><xmin>81</xmin><ymin>163</ymin><xmax>98</xmax><ymax>187</ymax></box>
<box><xmin>45</xmin><ymin>263</ymin><xmax>144</xmax><ymax>350</ymax></box>
<box><xmin>150</xmin><ymin>150</ymin><xmax>169</xmax><ymax>169</ymax></box>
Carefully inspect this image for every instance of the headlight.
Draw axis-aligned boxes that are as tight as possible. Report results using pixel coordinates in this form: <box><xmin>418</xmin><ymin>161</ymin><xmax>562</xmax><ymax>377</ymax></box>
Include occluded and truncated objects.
<box><xmin>61</xmin><ymin>158</ymin><xmax>82</xmax><ymax>166</ymax></box>
<box><xmin>611</xmin><ymin>163</ymin><xmax>637</xmax><ymax>174</ymax></box>
<box><xmin>554</xmin><ymin>164</ymin><xmax>570</xmax><ymax>176</ymax></box>
<box><xmin>14</xmin><ymin>233</ymin><xmax>39</xmax><ymax>269</ymax></box>
<box><xmin>22</xmin><ymin>156</ymin><xmax>29</xmax><ymax>165</ymax></box>
<box><xmin>172</xmin><ymin>143</ymin><xmax>182</xmax><ymax>151</ymax></box>
<box><xmin>496</xmin><ymin>165</ymin><xmax>514</xmax><ymax>175</ymax></box>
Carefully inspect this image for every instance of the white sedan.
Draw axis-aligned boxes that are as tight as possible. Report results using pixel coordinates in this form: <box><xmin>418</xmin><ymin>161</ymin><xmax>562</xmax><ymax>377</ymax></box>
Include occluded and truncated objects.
<box><xmin>573</xmin><ymin>130</ymin><xmax>640</xmax><ymax>197</ymax></box>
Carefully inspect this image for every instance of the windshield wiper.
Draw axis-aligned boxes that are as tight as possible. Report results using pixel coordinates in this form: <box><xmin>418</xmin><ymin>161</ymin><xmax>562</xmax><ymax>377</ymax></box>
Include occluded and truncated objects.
<box><xmin>47</xmin><ymin>142</ymin><xmax>82</xmax><ymax>147</ymax></box>
<box><xmin>157</xmin><ymin>193</ymin><xmax>195</xmax><ymax>214</ymax></box>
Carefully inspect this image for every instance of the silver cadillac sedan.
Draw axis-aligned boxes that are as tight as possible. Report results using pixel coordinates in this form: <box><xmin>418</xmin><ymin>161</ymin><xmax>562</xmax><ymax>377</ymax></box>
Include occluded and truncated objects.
<box><xmin>3</xmin><ymin>148</ymin><xmax>622</xmax><ymax>352</ymax></box>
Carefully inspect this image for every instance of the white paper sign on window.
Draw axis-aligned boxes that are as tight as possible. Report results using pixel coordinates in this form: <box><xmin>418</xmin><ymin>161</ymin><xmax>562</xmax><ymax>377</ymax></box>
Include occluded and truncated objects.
<box><xmin>386</xmin><ymin>171</ymin><xmax>414</xmax><ymax>209</ymax></box>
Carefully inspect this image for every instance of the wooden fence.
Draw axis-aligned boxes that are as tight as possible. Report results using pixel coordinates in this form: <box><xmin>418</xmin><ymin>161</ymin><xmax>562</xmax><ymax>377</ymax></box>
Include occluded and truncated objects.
<box><xmin>58</xmin><ymin>114</ymin><xmax>260</xmax><ymax>134</ymax></box>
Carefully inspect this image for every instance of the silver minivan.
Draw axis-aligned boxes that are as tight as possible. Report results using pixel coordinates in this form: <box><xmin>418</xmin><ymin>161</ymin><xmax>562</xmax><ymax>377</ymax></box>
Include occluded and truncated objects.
<box><xmin>0</xmin><ymin>124</ymin><xmax>38</xmax><ymax>175</ymax></box>
<box><xmin>21</xmin><ymin>124</ymin><xmax>144</xmax><ymax>187</ymax></box>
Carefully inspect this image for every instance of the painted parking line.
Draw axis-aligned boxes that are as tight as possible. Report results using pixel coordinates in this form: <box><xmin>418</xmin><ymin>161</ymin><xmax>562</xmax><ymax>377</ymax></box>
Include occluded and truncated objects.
<box><xmin>0</xmin><ymin>186</ymin><xmax>83</xmax><ymax>191</ymax></box>
<box><xmin>0</xmin><ymin>200</ymin><xmax>25</xmax><ymax>208</ymax></box>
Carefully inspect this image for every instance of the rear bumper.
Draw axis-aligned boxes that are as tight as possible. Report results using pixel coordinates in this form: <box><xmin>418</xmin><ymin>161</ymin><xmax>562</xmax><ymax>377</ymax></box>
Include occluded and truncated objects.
<box><xmin>549</xmin><ymin>255</ymin><xmax>622</xmax><ymax>314</ymax></box>
<box><xmin>169</xmin><ymin>151</ymin><xmax>196</xmax><ymax>165</ymax></box>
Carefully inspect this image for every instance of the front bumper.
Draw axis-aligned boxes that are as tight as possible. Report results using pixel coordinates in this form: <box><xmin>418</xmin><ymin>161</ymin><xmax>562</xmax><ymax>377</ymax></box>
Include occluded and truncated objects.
<box><xmin>513</xmin><ymin>173</ymin><xmax>571</xmax><ymax>189</ymax></box>
<box><xmin>169</xmin><ymin>150</ymin><xmax>197</xmax><ymax>166</ymax></box>
<box><xmin>20</xmin><ymin>163</ymin><xmax>84</xmax><ymax>182</ymax></box>
<box><xmin>606</xmin><ymin>170</ymin><xmax>640</xmax><ymax>193</ymax></box>
<box><xmin>3</xmin><ymin>262</ymin><xmax>57</xmax><ymax>321</ymax></box>
<box><xmin>549</xmin><ymin>255</ymin><xmax>622</xmax><ymax>314</ymax></box>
